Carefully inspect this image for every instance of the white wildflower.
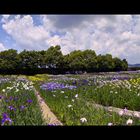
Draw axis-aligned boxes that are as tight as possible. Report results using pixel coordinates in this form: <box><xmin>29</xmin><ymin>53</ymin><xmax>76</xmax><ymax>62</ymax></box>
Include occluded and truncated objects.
<box><xmin>68</xmin><ymin>105</ymin><xmax>72</xmax><ymax>108</ymax></box>
<box><xmin>2</xmin><ymin>89</ymin><xmax>5</xmax><ymax>92</ymax></box>
<box><xmin>119</xmin><ymin>110</ymin><xmax>124</xmax><ymax>116</ymax></box>
<box><xmin>75</xmin><ymin>94</ymin><xmax>78</xmax><ymax>98</ymax></box>
<box><xmin>7</xmin><ymin>87</ymin><xmax>12</xmax><ymax>90</ymax></box>
<box><xmin>108</xmin><ymin>122</ymin><xmax>113</xmax><ymax>126</ymax></box>
<box><xmin>126</xmin><ymin>118</ymin><xmax>133</xmax><ymax>125</ymax></box>
<box><xmin>17</xmin><ymin>83</ymin><xmax>19</xmax><ymax>87</ymax></box>
<box><xmin>15</xmin><ymin>89</ymin><xmax>19</xmax><ymax>92</ymax></box>
<box><xmin>72</xmin><ymin>99</ymin><xmax>75</xmax><ymax>102</ymax></box>
<box><xmin>60</xmin><ymin>91</ymin><xmax>64</xmax><ymax>93</ymax></box>
<box><xmin>80</xmin><ymin>117</ymin><xmax>87</xmax><ymax>123</ymax></box>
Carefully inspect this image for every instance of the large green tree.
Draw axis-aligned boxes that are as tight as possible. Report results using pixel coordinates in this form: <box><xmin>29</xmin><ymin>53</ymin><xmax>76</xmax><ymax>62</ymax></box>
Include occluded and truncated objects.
<box><xmin>66</xmin><ymin>50</ymin><xmax>86</xmax><ymax>71</ymax></box>
<box><xmin>0</xmin><ymin>49</ymin><xmax>19</xmax><ymax>71</ymax></box>
<box><xmin>82</xmin><ymin>50</ymin><xmax>98</xmax><ymax>72</ymax></box>
<box><xmin>0</xmin><ymin>45</ymin><xmax>128</xmax><ymax>74</ymax></box>
<box><xmin>97</xmin><ymin>54</ymin><xmax>115</xmax><ymax>72</ymax></box>
<box><xmin>17</xmin><ymin>50</ymin><xmax>40</xmax><ymax>70</ymax></box>
<box><xmin>122</xmin><ymin>59</ymin><xmax>128</xmax><ymax>71</ymax></box>
<box><xmin>44</xmin><ymin>45</ymin><xmax>64</xmax><ymax>69</ymax></box>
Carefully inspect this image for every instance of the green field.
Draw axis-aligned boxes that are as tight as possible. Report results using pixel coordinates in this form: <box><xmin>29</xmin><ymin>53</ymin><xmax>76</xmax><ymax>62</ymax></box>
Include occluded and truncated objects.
<box><xmin>1</xmin><ymin>72</ymin><xmax>140</xmax><ymax>125</ymax></box>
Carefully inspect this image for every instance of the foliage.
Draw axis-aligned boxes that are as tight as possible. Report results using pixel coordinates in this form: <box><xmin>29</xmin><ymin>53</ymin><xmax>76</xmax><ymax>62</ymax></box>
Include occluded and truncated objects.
<box><xmin>0</xmin><ymin>46</ymin><xmax>128</xmax><ymax>74</ymax></box>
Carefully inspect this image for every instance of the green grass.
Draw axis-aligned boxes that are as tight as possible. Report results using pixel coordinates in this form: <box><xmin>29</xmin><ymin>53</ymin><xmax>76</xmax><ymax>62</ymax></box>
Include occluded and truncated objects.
<box><xmin>35</xmin><ymin>82</ymin><xmax>140</xmax><ymax>125</ymax></box>
<box><xmin>0</xmin><ymin>77</ymin><xmax>46</xmax><ymax>125</ymax></box>
<box><xmin>31</xmin><ymin>73</ymin><xmax>140</xmax><ymax>125</ymax></box>
<box><xmin>80</xmin><ymin>78</ymin><xmax>140</xmax><ymax>111</ymax></box>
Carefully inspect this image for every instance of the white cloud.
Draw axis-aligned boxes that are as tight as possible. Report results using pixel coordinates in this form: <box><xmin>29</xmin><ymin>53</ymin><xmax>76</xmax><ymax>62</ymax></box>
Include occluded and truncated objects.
<box><xmin>41</xmin><ymin>15</ymin><xmax>54</xmax><ymax>30</ymax></box>
<box><xmin>2</xmin><ymin>15</ymin><xmax>51</xmax><ymax>50</ymax></box>
<box><xmin>1</xmin><ymin>15</ymin><xmax>10</xmax><ymax>23</ymax></box>
<box><xmin>0</xmin><ymin>43</ymin><xmax>7</xmax><ymax>51</ymax></box>
<box><xmin>47</xmin><ymin>35</ymin><xmax>61</xmax><ymax>46</ymax></box>
<box><xmin>2</xmin><ymin>15</ymin><xmax>140</xmax><ymax>64</ymax></box>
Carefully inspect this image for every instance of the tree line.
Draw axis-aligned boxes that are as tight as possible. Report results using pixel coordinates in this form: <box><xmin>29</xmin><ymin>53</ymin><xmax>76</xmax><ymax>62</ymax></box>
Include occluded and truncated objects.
<box><xmin>0</xmin><ymin>45</ymin><xmax>128</xmax><ymax>75</ymax></box>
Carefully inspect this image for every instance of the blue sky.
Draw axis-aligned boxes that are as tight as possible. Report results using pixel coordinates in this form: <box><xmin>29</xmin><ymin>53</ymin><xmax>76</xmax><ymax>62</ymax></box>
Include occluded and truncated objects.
<box><xmin>0</xmin><ymin>15</ymin><xmax>140</xmax><ymax>64</ymax></box>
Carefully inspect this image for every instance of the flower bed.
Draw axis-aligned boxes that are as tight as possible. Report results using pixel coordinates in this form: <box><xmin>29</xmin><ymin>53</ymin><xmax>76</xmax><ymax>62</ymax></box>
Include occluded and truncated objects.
<box><xmin>32</xmin><ymin>73</ymin><xmax>140</xmax><ymax>125</ymax></box>
<box><xmin>0</xmin><ymin>77</ymin><xmax>45</xmax><ymax>125</ymax></box>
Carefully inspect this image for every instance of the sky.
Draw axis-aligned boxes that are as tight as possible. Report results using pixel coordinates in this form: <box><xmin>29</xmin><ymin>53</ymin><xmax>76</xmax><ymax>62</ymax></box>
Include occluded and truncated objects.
<box><xmin>0</xmin><ymin>15</ymin><xmax>140</xmax><ymax>64</ymax></box>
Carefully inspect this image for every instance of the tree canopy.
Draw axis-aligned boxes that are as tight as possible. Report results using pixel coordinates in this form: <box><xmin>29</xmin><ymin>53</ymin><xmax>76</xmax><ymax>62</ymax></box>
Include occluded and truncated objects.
<box><xmin>0</xmin><ymin>46</ymin><xmax>128</xmax><ymax>75</ymax></box>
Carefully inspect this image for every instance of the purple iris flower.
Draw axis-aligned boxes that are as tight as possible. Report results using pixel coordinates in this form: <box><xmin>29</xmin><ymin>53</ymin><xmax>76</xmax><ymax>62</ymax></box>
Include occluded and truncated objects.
<box><xmin>72</xmin><ymin>81</ymin><xmax>77</xmax><ymax>85</ymax></box>
<box><xmin>48</xmin><ymin>124</ymin><xmax>58</xmax><ymax>126</ymax></box>
<box><xmin>8</xmin><ymin>106</ymin><xmax>16</xmax><ymax>111</ymax></box>
<box><xmin>5</xmin><ymin>99</ymin><xmax>9</xmax><ymax>102</ymax></box>
<box><xmin>20</xmin><ymin>105</ymin><xmax>26</xmax><ymax>111</ymax></box>
<box><xmin>40</xmin><ymin>82</ymin><xmax>77</xmax><ymax>91</ymax></box>
<box><xmin>1</xmin><ymin>113</ymin><xmax>12</xmax><ymax>125</ymax></box>
<box><xmin>9</xmin><ymin>96</ymin><xmax>13</xmax><ymax>100</ymax></box>
<box><xmin>14</xmin><ymin>97</ymin><xmax>18</xmax><ymax>101</ymax></box>
<box><xmin>0</xmin><ymin>95</ymin><xmax>3</xmax><ymax>99</ymax></box>
<box><xmin>27</xmin><ymin>99</ymin><xmax>33</xmax><ymax>103</ymax></box>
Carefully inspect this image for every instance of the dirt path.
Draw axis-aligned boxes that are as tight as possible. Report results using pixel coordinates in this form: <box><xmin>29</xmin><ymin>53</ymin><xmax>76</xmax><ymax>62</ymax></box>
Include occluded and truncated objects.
<box><xmin>87</xmin><ymin>102</ymin><xmax>140</xmax><ymax>118</ymax></box>
<box><xmin>34</xmin><ymin>89</ymin><xmax>63</xmax><ymax>126</ymax></box>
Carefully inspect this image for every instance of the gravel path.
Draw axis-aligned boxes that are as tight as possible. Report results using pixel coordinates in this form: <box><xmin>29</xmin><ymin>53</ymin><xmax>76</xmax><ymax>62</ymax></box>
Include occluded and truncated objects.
<box><xmin>87</xmin><ymin>102</ymin><xmax>140</xmax><ymax>118</ymax></box>
<box><xmin>34</xmin><ymin>89</ymin><xmax>63</xmax><ymax>126</ymax></box>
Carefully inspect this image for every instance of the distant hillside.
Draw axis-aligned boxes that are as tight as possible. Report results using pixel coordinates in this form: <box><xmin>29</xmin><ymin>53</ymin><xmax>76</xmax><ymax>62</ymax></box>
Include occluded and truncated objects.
<box><xmin>128</xmin><ymin>64</ymin><xmax>140</xmax><ymax>67</ymax></box>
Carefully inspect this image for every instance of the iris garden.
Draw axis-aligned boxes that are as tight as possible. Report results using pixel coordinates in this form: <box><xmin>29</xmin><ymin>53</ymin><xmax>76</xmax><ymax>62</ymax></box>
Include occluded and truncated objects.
<box><xmin>1</xmin><ymin>72</ymin><xmax>140</xmax><ymax>125</ymax></box>
<box><xmin>0</xmin><ymin>76</ymin><xmax>45</xmax><ymax>125</ymax></box>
